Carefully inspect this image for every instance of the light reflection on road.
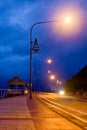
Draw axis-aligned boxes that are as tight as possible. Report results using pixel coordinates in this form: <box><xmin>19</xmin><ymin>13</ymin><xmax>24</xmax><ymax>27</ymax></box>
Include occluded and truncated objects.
<box><xmin>39</xmin><ymin>93</ymin><xmax>87</xmax><ymax>114</ymax></box>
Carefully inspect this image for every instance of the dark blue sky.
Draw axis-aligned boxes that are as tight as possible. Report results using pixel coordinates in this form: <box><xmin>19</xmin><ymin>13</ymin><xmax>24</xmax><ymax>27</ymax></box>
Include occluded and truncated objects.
<box><xmin>0</xmin><ymin>0</ymin><xmax>87</xmax><ymax>89</ymax></box>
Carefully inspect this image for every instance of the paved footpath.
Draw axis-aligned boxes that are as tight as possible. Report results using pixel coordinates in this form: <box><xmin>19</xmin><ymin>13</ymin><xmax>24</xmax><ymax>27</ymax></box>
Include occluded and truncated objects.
<box><xmin>0</xmin><ymin>94</ymin><xmax>82</xmax><ymax>130</ymax></box>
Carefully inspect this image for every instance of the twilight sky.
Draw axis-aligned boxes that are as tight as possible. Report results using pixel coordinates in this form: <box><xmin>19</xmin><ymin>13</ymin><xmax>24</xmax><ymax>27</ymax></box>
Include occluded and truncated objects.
<box><xmin>0</xmin><ymin>0</ymin><xmax>87</xmax><ymax>90</ymax></box>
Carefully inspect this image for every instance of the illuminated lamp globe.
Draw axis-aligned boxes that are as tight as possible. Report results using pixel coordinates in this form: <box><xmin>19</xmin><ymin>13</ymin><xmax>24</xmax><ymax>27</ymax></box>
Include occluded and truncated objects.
<box><xmin>65</xmin><ymin>17</ymin><xmax>71</xmax><ymax>24</ymax></box>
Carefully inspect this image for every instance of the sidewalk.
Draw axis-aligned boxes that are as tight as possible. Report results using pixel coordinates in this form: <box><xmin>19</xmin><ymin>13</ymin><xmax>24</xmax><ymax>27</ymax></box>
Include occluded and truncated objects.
<box><xmin>0</xmin><ymin>94</ymin><xmax>81</xmax><ymax>130</ymax></box>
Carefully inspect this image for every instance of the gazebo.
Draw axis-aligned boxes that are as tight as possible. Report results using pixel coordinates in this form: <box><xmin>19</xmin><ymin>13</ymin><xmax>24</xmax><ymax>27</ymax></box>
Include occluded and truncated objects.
<box><xmin>7</xmin><ymin>76</ymin><xmax>29</xmax><ymax>95</ymax></box>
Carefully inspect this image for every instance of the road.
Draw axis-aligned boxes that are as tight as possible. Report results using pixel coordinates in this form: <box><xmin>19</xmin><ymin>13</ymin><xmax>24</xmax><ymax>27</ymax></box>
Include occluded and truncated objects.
<box><xmin>39</xmin><ymin>93</ymin><xmax>87</xmax><ymax>129</ymax></box>
<box><xmin>39</xmin><ymin>93</ymin><xmax>87</xmax><ymax>113</ymax></box>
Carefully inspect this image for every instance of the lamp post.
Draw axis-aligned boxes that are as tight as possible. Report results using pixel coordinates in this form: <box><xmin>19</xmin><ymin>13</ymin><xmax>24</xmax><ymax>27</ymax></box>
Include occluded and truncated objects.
<box><xmin>29</xmin><ymin>18</ymin><xmax>71</xmax><ymax>99</ymax></box>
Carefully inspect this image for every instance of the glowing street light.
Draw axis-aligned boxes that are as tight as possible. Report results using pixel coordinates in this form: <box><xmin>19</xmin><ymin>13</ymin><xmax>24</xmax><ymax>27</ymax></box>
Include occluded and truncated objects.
<box><xmin>56</xmin><ymin>80</ymin><xmax>59</xmax><ymax>84</ymax></box>
<box><xmin>50</xmin><ymin>75</ymin><xmax>55</xmax><ymax>80</ymax></box>
<box><xmin>29</xmin><ymin>17</ymin><xmax>72</xmax><ymax>99</ymax></box>
<box><xmin>65</xmin><ymin>16</ymin><xmax>71</xmax><ymax>24</ymax></box>
<box><xmin>48</xmin><ymin>70</ymin><xmax>51</xmax><ymax>74</ymax></box>
<box><xmin>47</xmin><ymin>59</ymin><xmax>52</xmax><ymax>64</ymax></box>
<box><xmin>56</xmin><ymin>80</ymin><xmax>62</xmax><ymax>84</ymax></box>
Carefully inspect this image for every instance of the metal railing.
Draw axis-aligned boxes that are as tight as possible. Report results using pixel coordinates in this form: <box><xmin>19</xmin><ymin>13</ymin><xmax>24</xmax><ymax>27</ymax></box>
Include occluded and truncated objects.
<box><xmin>0</xmin><ymin>89</ymin><xmax>24</xmax><ymax>98</ymax></box>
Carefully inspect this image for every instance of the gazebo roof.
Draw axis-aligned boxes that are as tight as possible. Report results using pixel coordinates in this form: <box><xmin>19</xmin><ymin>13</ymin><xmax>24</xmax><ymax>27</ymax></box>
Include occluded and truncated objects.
<box><xmin>7</xmin><ymin>76</ymin><xmax>28</xmax><ymax>87</ymax></box>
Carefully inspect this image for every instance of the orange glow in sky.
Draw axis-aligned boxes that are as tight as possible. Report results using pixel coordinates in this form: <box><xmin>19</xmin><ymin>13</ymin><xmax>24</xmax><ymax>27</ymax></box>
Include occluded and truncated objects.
<box><xmin>52</xmin><ymin>4</ymin><xmax>84</xmax><ymax>37</ymax></box>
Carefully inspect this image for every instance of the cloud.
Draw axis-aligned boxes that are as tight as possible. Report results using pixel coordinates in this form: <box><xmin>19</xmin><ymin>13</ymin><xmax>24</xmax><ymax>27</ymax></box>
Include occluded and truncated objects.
<box><xmin>0</xmin><ymin>45</ymin><xmax>11</xmax><ymax>56</ymax></box>
<box><xmin>0</xmin><ymin>54</ymin><xmax>29</xmax><ymax>74</ymax></box>
<box><xmin>5</xmin><ymin>0</ymin><xmax>49</xmax><ymax>28</ymax></box>
<box><xmin>8</xmin><ymin>4</ymin><xmax>31</xmax><ymax>29</ymax></box>
<box><xmin>11</xmin><ymin>41</ymin><xmax>29</xmax><ymax>56</ymax></box>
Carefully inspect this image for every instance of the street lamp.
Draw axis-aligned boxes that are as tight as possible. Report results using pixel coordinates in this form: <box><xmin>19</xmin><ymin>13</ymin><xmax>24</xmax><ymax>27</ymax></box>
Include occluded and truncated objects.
<box><xmin>56</xmin><ymin>80</ymin><xmax>62</xmax><ymax>84</ymax></box>
<box><xmin>47</xmin><ymin>59</ymin><xmax>52</xmax><ymax>64</ymax></box>
<box><xmin>48</xmin><ymin>70</ymin><xmax>51</xmax><ymax>74</ymax></box>
<box><xmin>29</xmin><ymin>17</ymin><xmax>71</xmax><ymax>99</ymax></box>
<box><xmin>65</xmin><ymin>16</ymin><xmax>71</xmax><ymax>24</ymax></box>
<box><xmin>50</xmin><ymin>75</ymin><xmax>55</xmax><ymax>80</ymax></box>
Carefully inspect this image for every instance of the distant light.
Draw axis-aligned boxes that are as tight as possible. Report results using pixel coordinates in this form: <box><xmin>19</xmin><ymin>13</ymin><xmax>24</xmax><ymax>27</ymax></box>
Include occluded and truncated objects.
<box><xmin>65</xmin><ymin>16</ymin><xmax>71</xmax><ymax>24</ymax></box>
<box><xmin>24</xmin><ymin>90</ymin><xmax>28</xmax><ymax>94</ymax></box>
<box><xmin>47</xmin><ymin>59</ymin><xmax>52</xmax><ymax>64</ymax></box>
<box><xmin>59</xmin><ymin>81</ymin><xmax>62</xmax><ymax>84</ymax></box>
<box><xmin>59</xmin><ymin>90</ymin><xmax>64</xmax><ymax>95</ymax></box>
<box><xmin>48</xmin><ymin>70</ymin><xmax>51</xmax><ymax>74</ymax></box>
<box><xmin>56</xmin><ymin>80</ymin><xmax>62</xmax><ymax>84</ymax></box>
<box><xmin>50</xmin><ymin>75</ymin><xmax>55</xmax><ymax>80</ymax></box>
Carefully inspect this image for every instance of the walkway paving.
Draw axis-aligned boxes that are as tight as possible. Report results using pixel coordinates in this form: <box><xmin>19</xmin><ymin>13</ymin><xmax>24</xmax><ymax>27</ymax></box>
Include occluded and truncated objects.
<box><xmin>0</xmin><ymin>94</ymin><xmax>82</xmax><ymax>130</ymax></box>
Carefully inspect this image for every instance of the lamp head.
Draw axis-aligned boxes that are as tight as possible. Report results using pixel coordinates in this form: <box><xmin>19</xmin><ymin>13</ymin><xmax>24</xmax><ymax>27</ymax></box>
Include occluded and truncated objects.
<box><xmin>65</xmin><ymin>16</ymin><xmax>71</xmax><ymax>24</ymax></box>
<box><xmin>47</xmin><ymin>59</ymin><xmax>52</xmax><ymax>64</ymax></box>
<box><xmin>50</xmin><ymin>75</ymin><xmax>55</xmax><ymax>80</ymax></box>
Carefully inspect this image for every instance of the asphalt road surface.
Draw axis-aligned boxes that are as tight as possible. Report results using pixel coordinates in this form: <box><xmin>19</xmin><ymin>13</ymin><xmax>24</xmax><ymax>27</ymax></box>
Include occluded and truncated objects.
<box><xmin>39</xmin><ymin>93</ymin><xmax>87</xmax><ymax>129</ymax></box>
